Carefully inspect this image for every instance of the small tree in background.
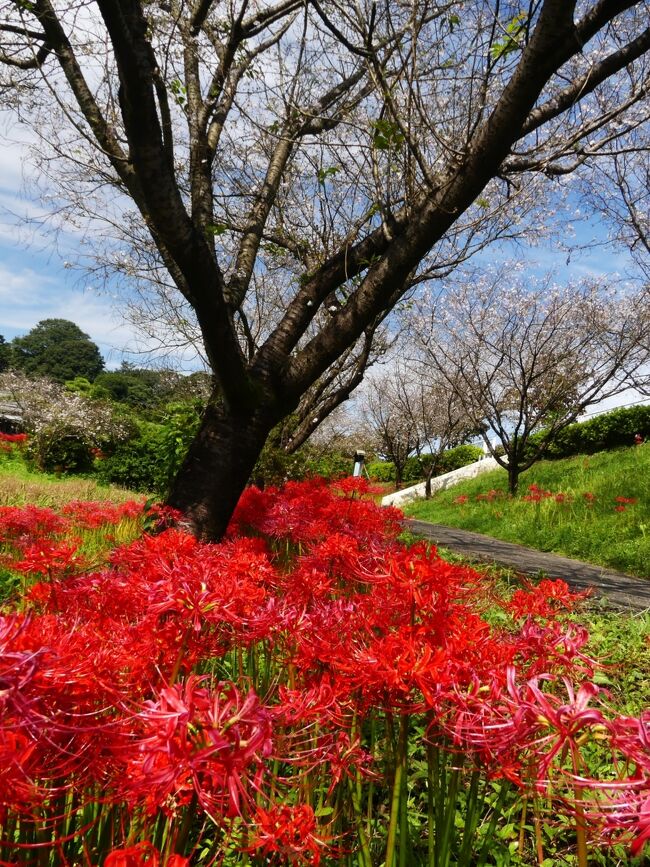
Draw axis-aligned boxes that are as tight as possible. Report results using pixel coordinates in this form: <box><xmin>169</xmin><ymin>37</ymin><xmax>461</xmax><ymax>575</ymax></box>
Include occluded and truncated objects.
<box><xmin>11</xmin><ymin>320</ymin><xmax>104</xmax><ymax>383</ymax></box>
<box><xmin>365</xmin><ymin>368</ymin><xmax>423</xmax><ymax>488</ymax></box>
<box><xmin>0</xmin><ymin>370</ymin><xmax>131</xmax><ymax>472</ymax></box>
<box><xmin>363</xmin><ymin>364</ymin><xmax>473</xmax><ymax>492</ymax></box>
<box><xmin>416</xmin><ymin>274</ymin><xmax>650</xmax><ymax>493</ymax></box>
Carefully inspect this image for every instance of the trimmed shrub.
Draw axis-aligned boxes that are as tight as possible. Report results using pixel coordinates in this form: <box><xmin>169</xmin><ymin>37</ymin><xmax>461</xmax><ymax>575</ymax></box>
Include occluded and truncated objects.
<box><xmin>435</xmin><ymin>444</ymin><xmax>484</xmax><ymax>475</ymax></box>
<box><xmin>527</xmin><ymin>405</ymin><xmax>650</xmax><ymax>460</ymax></box>
<box><xmin>367</xmin><ymin>460</ymin><xmax>396</xmax><ymax>482</ymax></box>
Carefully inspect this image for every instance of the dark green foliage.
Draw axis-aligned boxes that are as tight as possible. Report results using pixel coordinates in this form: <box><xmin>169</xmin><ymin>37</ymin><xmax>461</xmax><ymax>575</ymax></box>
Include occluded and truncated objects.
<box><xmin>93</xmin><ymin>366</ymin><xmax>211</xmax><ymax>417</ymax></box>
<box><xmin>30</xmin><ymin>426</ymin><xmax>95</xmax><ymax>474</ymax></box>
<box><xmin>435</xmin><ymin>444</ymin><xmax>484</xmax><ymax>474</ymax></box>
<box><xmin>0</xmin><ymin>335</ymin><xmax>11</xmax><ymax>372</ymax></box>
<box><xmin>305</xmin><ymin>450</ymin><xmax>352</xmax><ymax>480</ymax></box>
<box><xmin>528</xmin><ymin>405</ymin><xmax>650</xmax><ymax>460</ymax></box>
<box><xmin>11</xmin><ymin>320</ymin><xmax>104</xmax><ymax>383</ymax></box>
<box><xmin>367</xmin><ymin>460</ymin><xmax>396</xmax><ymax>482</ymax></box>
<box><xmin>97</xmin><ymin>401</ymin><xmax>204</xmax><ymax>495</ymax></box>
<box><xmin>96</xmin><ymin>424</ymin><xmax>167</xmax><ymax>492</ymax></box>
<box><xmin>93</xmin><ymin>370</ymin><xmax>158</xmax><ymax>409</ymax></box>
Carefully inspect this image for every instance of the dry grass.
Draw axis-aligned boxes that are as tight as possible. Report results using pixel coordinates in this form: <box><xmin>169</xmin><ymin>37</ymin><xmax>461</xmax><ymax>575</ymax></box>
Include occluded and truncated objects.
<box><xmin>0</xmin><ymin>469</ymin><xmax>138</xmax><ymax>508</ymax></box>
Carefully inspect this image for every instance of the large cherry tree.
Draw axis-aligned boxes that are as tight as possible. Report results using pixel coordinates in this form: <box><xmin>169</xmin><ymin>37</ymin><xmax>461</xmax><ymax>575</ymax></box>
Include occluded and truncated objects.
<box><xmin>1</xmin><ymin>0</ymin><xmax>649</xmax><ymax>538</ymax></box>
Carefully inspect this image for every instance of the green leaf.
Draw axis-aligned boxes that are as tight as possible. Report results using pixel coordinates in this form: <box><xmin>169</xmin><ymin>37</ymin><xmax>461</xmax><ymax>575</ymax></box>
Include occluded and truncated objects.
<box><xmin>317</xmin><ymin>165</ymin><xmax>339</xmax><ymax>185</ymax></box>
<box><xmin>371</xmin><ymin>118</ymin><xmax>405</xmax><ymax>151</ymax></box>
<box><xmin>490</xmin><ymin>13</ymin><xmax>527</xmax><ymax>62</ymax></box>
<box><xmin>205</xmin><ymin>222</ymin><xmax>228</xmax><ymax>237</ymax></box>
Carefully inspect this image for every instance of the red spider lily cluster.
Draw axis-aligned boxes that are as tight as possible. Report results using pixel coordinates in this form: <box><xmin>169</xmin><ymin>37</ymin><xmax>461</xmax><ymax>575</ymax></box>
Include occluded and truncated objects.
<box><xmin>454</xmin><ymin>484</ymin><xmax>640</xmax><ymax>514</ymax></box>
<box><xmin>0</xmin><ymin>477</ymin><xmax>648</xmax><ymax>864</ymax></box>
<box><xmin>0</xmin><ymin>432</ymin><xmax>28</xmax><ymax>454</ymax></box>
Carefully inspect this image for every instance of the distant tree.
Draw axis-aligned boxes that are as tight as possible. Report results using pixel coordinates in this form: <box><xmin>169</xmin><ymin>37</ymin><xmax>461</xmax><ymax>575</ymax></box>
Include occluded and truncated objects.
<box><xmin>11</xmin><ymin>320</ymin><xmax>104</xmax><ymax>383</ymax></box>
<box><xmin>416</xmin><ymin>274</ymin><xmax>650</xmax><ymax>494</ymax></box>
<box><xmin>0</xmin><ymin>336</ymin><xmax>11</xmax><ymax>373</ymax></box>
<box><xmin>93</xmin><ymin>365</ymin><xmax>212</xmax><ymax>413</ymax></box>
<box><xmin>362</xmin><ymin>364</ymin><xmax>472</xmax><ymax>491</ymax></box>
<box><xmin>0</xmin><ymin>369</ymin><xmax>132</xmax><ymax>472</ymax></box>
<box><xmin>364</xmin><ymin>366</ymin><xmax>426</xmax><ymax>488</ymax></box>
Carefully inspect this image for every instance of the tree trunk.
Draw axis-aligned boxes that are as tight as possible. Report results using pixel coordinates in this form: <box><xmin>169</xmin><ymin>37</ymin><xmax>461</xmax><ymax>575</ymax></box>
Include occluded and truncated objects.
<box><xmin>167</xmin><ymin>396</ymin><xmax>277</xmax><ymax>541</ymax></box>
<box><xmin>425</xmin><ymin>465</ymin><xmax>434</xmax><ymax>499</ymax></box>
<box><xmin>507</xmin><ymin>462</ymin><xmax>520</xmax><ymax>496</ymax></box>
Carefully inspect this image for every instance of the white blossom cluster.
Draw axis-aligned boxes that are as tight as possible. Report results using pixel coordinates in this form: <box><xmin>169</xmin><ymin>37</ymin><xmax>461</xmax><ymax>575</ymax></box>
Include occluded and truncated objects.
<box><xmin>0</xmin><ymin>370</ymin><xmax>132</xmax><ymax>448</ymax></box>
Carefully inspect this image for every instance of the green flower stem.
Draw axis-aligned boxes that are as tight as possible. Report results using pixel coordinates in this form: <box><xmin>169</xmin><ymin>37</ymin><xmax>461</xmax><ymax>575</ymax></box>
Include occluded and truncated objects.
<box><xmin>385</xmin><ymin>714</ymin><xmax>408</xmax><ymax>867</ymax></box>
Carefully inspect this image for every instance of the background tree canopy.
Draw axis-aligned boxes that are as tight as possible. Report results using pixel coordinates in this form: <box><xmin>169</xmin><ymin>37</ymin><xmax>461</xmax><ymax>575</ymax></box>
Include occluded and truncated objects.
<box><xmin>10</xmin><ymin>319</ymin><xmax>104</xmax><ymax>384</ymax></box>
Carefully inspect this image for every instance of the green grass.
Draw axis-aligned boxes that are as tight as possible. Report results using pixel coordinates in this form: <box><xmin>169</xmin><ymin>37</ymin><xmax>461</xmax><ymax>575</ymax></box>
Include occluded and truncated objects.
<box><xmin>405</xmin><ymin>443</ymin><xmax>650</xmax><ymax>578</ymax></box>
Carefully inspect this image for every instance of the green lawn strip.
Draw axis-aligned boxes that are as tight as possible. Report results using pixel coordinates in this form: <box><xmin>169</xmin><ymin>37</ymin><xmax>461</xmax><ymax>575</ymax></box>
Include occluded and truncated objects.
<box><xmin>404</xmin><ymin>443</ymin><xmax>650</xmax><ymax>578</ymax></box>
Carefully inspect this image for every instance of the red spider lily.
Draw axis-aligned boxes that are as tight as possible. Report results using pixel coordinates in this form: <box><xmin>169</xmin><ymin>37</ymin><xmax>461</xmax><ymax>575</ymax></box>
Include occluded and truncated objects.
<box><xmin>614</xmin><ymin>496</ymin><xmax>637</xmax><ymax>505</ymax></box>
<box><xmin>609</xmin><ymin>793</ymin><xmax>650</xmax><ymax>856</ymax></box>
<box><xmin>228</xmin><ymin>478</ymin><xmax>402</xmax><ymax>547</ymax></box>
<box><xmin>453</xmin><ymin>495</ymin><xmax>469</xmax><ymax>505</ymax></box>
<box><xmin>10</xmin><ymin>539</ymin><xmax>85</xmax><ymax>579</ymax></box>
<box><xmin>121</xmin><ymin>677</ymin><xmax>273</xmax><ymax>817</ymax></box>
<box><xmin>629</xmin><ymin>794</ymin><xmax>650</xmax><ymax>857</ymax></box>
<box><xmin>585</xmin><ymin>783</ymin><xmax>650</xmax><ymax>856</ymax></box>
<box><xmin>330</xmin><ymin>476</ymin><xmax>383</xmax><ymax>498</ymax></box>
<box><xmin>1</xmin><ymin>482</ymin><xmax>649</xmax><ymax>863</ymax></box>
<box><xmin>0</xmin><ymin>432</ymin><xmax>28</xmax><ymax>443</ymax></box>
<box><xmin>0</xmin><ymin>505</ymin><xmax>68</xmax><ymax>542</ymax></box>
<box><xmin>583</xmin><ymin>492</ymin><xmax>596</xmax><ymax>502</ymax></box>
<box><xmin>104</xmin><ymin>842</ymin><xmax>163</xmax><ymax>866</ymax></box>
<box><xmin>249</xmin><ymin>803</ymin><xmax>327</xmax><ymax>865</ymax></box>
<box><xmin>61</xmin><ymin>499</ymin><xmax>145</xmax><ymax>529</ymax></box>
<box><xmin>508</xmin><ymin>675</ymin><xmax>607</xmax><ymax>782</ymax></box>
<box><xmin>508</xmin><ymin>579</ymin><xmax>590</xmax><ymax>621</ymax></box>
<box><xmin>105</xmin><ymin>846</ymin><xmax>189</xmax><ymax>867</ymax></box>
<box><xmin>515</xmin><ymin>620</ymin><xmax>596</xmax><ymax>678</ymax></box>
<box><xmin>614</xmin><ymin>505</ymin><xmax>627</xmax><ymax>512</ymax></box>
<box><xmin>609</xmin><ymin>711</ymin><xmax>650</xmax><ymax>771</ymax></box>
<box><xmin>476</xmin><ymin>489</ymin><xmax>504</xmax><ymax>502</ymax></box>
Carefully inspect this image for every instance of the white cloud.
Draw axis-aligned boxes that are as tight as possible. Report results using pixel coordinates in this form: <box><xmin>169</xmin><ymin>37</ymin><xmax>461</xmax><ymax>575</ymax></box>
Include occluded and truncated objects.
<box><xmin>0</xmin><ymin>259</ymin><xmax>203</xmax><ymax>370</ymax></box>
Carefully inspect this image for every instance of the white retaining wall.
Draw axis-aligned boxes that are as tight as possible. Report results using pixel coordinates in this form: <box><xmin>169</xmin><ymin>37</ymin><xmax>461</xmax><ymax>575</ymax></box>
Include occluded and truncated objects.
<box><xmin>381</xmin><ymin>456</ymin><xmax>500</xmax><ymax>508</ymax></box>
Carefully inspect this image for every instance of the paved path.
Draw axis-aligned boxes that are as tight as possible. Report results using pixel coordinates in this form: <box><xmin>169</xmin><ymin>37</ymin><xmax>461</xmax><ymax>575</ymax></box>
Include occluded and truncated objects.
<box><xmin>407</xmin><ymin>519</ymin><xmax>650</xmax><ymax>612</ymax></box>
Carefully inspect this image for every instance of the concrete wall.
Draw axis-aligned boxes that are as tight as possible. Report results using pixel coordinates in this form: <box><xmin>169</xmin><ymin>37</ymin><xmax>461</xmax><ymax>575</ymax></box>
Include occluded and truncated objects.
<box><xmin>381</xmin><ymin>456</ymin><xmax>500</xmax><ymax>508</ymax></box>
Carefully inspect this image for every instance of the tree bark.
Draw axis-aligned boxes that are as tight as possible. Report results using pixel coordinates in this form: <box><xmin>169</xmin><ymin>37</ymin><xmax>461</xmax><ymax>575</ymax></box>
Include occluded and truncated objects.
<box><xmin>507</xmin><ymin>462</ymin><xmax>520</xmax><ymax>496</ymax></box>
<box><xmin>167</xmin><ymin>393</ymin><xmax>277</xmax><ymax>540</ymax></box>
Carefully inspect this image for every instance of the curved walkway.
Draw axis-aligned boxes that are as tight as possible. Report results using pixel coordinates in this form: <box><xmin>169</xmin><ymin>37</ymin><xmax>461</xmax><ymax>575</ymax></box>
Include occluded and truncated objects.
<box><xmin>407</xmin><ymin>519</ymin><xmax>650</xmax><ymax>612</ymax></box>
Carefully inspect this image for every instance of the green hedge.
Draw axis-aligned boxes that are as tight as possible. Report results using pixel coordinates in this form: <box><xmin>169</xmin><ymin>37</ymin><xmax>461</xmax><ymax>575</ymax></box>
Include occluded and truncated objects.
<box><xmin>368</xmin><ymin>444</ymin><xmax>484</xmax><ymax>484</ymax></box>
<box><xmin>528</xmin><ymin>404</ymin><xmax>650</xmax><ymax>460</ymax></box>
<box><xmin>435</xmin><ymin>444</ymin><xmax>484</xmax><ymax>474</ymax></box>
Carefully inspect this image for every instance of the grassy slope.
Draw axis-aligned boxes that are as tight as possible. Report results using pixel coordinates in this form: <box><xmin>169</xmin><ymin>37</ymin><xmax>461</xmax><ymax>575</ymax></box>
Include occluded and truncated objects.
<box><xmin>0</xmin><ymin>453</ymin><xmax>138</xmax><ymax>507</ymax></box>
<box><xmin>405</xmin><ymin>442</ymin><xmax>650</xmax><ymax>578</ymax></box>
